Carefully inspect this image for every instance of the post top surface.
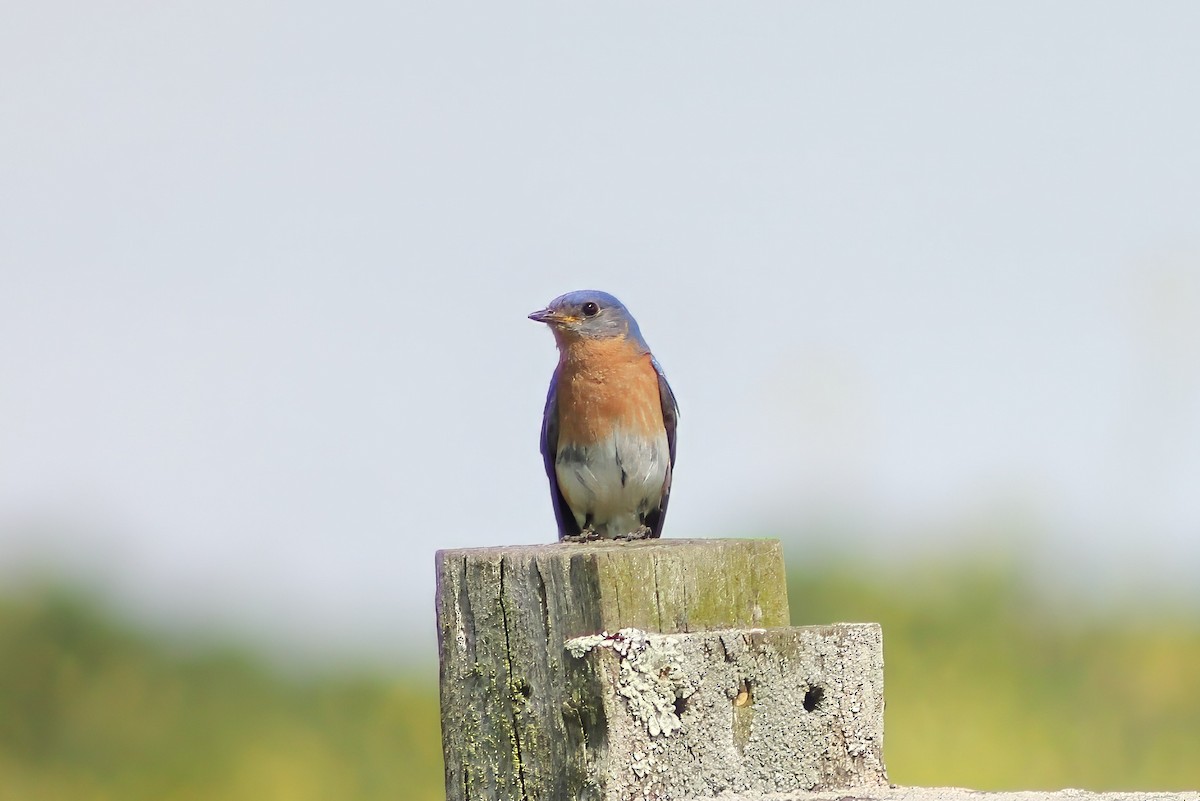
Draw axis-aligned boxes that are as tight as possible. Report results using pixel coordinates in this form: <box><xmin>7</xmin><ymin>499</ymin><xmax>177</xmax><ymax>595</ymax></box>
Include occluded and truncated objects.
<box><xmin>435</xmin><ymin>537</ymin><xmax>781</xmax><ymax>560</ymax></box>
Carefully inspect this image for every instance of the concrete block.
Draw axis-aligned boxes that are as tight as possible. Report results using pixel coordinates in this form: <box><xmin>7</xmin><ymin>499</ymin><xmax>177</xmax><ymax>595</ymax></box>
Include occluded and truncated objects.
<box><xmin>564</xmin><ymin>623</ymin><xmax>888</xmax><ymax>800</ymax></box>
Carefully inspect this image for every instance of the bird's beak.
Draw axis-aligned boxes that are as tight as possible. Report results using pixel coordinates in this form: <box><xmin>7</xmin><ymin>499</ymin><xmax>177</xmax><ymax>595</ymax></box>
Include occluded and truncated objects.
<box><xmin>528</xmin><ymin>307</ymin><xmax>571</xmax><ymax>325</ymax></box>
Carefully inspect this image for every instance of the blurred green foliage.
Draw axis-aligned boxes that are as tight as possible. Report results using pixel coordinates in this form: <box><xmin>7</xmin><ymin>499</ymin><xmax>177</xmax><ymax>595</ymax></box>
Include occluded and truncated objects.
<box><xmin>788</xmin><ymin>558</ymin><xmax>1200</xmax><ymax>791</ymax></box>
<box><xmin>0</xmin><ymin>590</ymin><xmax>443</xmax><ymax>801</ymax></box>
<box><xmin>1</xmin><ymin>559</ymin><xmax>1197</xmax><ymax>801</ymax></box>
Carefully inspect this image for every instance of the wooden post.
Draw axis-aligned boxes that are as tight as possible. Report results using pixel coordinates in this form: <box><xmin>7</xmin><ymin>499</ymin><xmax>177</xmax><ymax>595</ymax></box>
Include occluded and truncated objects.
<box><xmin>435</xmin><ymin>538</ymin><xmax>885</xmax><ymax>801</ymax></box>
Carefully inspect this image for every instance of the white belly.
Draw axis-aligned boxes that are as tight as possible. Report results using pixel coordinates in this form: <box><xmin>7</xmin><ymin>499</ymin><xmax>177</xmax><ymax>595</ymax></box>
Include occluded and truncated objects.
<box><xmin>555</xmin><ymin>428</ymin><xmax>670</xmax><ymax>538</ymax></box>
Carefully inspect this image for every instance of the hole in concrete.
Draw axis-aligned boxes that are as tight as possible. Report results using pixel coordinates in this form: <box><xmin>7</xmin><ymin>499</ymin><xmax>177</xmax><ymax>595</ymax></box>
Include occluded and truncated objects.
<box><xmin>673</xmin><ymin>694</ymin><xmax>688</xmax><ymax>718</ymax></box>
<box><xmin>803</xmin><ymin>685</ymin><xmax>823</xmax><ymax>712</ymax></box>
<box><xmin>733</xmin><ymin>678</ymin><xmax>754</xmax><ymax>708</ymax></box>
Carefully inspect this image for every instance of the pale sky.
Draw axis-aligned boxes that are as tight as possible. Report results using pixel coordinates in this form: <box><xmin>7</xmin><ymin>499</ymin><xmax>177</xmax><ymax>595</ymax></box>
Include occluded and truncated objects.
<box><xmin>2</xmin><ymin>3</ymin><xmax>1198</xmax><ymax>664</ymax></box>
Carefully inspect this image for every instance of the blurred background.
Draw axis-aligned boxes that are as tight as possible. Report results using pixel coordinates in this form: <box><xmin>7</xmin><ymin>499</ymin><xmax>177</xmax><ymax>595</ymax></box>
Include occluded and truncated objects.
<box><xmin>2</xmin><ymin>2</ymin><xmax>1199</xmax><ymax>798</ymax></box>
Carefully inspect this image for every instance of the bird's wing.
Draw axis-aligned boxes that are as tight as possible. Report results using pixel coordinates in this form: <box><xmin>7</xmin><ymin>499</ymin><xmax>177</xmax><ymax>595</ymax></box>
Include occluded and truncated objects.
<box><xmin>654</xmin><ymin>357</ymin><xmax>679</xmax><ymax>465</ymax></box>
<box><xmin>647</xmin><ymin>357</ymin><xmax>679</xmax><ymax>538</ymax></box>
<box><xmin>539</xmin><ymin>367</ymin><xmax>581</xmax><ymax>538</ymax></box>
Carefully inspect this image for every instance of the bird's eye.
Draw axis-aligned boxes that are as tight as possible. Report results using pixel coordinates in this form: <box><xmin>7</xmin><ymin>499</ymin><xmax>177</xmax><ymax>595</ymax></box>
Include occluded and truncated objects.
<box><xmin>581</xmin><ymin>301</ymin><xmax>600</xmax><ymax>317</ymax></box>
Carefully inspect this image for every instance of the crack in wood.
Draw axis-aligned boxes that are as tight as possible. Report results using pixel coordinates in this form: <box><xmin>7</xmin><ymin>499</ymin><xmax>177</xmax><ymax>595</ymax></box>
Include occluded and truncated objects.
<box><xmin>497</xmin><ymin>556</ymin><xmax>530</xmax><ymax>800</ymax></box>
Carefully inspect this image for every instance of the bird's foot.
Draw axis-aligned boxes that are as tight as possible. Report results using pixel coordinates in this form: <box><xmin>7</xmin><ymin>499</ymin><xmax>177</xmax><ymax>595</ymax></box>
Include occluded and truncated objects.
<box><xmin>562</xmin><ymin>526</ymin><xmax>602</xmax><ymax>543</ymax></box>
<box><xmin>612</xmin><ymin>525</ymin><xmax>654</xmax><ymax>541</ymax></box>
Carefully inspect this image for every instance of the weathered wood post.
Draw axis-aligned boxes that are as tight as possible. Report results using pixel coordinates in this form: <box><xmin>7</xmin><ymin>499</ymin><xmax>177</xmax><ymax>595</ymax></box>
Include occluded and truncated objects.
<box><xmin>435</xmin><ymin>538</ymin><xmax>887</xmax><ymax>801</ymax></box>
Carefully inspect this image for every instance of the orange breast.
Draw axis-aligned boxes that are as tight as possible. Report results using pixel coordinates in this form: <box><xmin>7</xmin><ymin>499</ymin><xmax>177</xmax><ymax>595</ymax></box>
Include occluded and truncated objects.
<box><xmin>555</xmin><ymin>337</ymin><xmax>665</xmax><ymax>446</ymax></box>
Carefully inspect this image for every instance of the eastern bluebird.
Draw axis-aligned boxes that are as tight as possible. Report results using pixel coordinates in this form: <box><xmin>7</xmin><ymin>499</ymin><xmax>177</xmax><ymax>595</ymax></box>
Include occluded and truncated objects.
<box><xmin>529</xmin><ymin>290</ymin><xmax>678</xmax><ymax>541</ymax></box>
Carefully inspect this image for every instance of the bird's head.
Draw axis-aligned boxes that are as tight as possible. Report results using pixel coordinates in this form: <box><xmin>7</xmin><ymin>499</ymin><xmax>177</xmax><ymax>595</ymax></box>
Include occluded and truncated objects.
<box><xmin>528</xmin><ymin>290</ymin><xmax>649</xmax><ymax>350</ymax></box>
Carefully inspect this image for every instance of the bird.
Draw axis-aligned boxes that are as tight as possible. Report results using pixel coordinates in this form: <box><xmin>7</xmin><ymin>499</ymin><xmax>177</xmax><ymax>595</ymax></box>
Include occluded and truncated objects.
<box><xmin>529</xmin><ymin>290</ymin><xmax>678</xmax><ymax>541</ymax></box>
